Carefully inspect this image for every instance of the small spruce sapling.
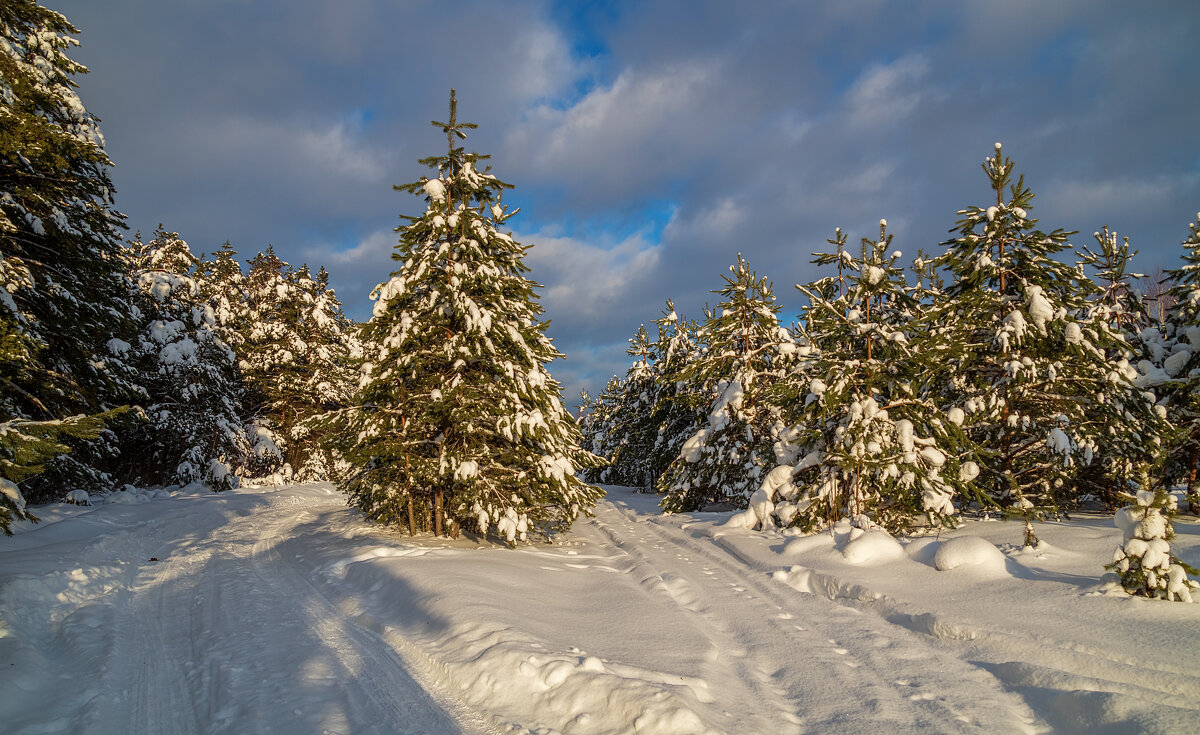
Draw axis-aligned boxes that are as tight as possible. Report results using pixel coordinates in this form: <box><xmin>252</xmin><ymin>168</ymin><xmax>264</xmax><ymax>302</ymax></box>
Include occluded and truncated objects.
<box><xmin>1107</xmin><ymin>469</ymin><xmax>1199</xmax><ymax>601</ymax></box>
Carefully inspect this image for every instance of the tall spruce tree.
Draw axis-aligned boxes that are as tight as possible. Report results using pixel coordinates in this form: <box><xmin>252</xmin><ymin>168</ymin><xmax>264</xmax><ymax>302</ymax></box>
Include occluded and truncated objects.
<box><xmin>121</xmin><ymin>227</ymin><xmax>248</xmax><ymax>489</ymax></box>
<box><xmin>935</xmin><ymin>144</ymin><xmax>1140</xmax><ymax>545</ymax></box>
<box><xmin>196</xmin><ymin>240</ymin><xmax>248</xmax><ymax>350</ymax></box>
<box><xmin>1161</xmin><ymin>213</ymin><xmax>1200</xmax><ymax>508</ymax></box>
<box><xmin>788</xmin><ymin>223</ymin><xmax>977</xmax><ymax>533</ymax></box>
<box><xmin>342</xmin><ymin>91</ymin><xmax>602</xmax><ymax>542</ymax></box>
<box><xmin>600</xmin><ymin>325</ymin><xmax>660</xmax><ymax>488</ymax></box>
<box><xmin>1</xmin><ymin>0</ymin><xmax>136</xmax><ymax>502</ymax></box>
<box><xmin>286</xmin><ymin>264</ymin><xmax>359</xmax><ymax>479</ymax></box>
<box><xmin>578</xmin><ymin>374</ymin><xmax>625</xmax><ymax>484</ymax></box>
<box><xmin>234</xmin><ymin>245</ymin><xmax>294</xmax><ymax>478</ymax></box>
<box><xmin>1076</xmin><ymin>227</ymin><xmax>1172</xmax><ymax>508</ymax></box>
<box><xmin>646</xmin><ymin>301</ymin><xmax>709</xmax><ymax>490</ymax></box>
<box><xmin>659</xmin><ymin>255</ymin><xmax>796</xmax><ymax>513</ymax></box>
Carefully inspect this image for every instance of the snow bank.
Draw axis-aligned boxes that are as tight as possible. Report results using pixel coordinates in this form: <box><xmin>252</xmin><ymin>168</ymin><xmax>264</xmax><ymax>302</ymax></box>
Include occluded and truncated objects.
<box><xmin>414</xmin><ymin>640</ymin><xmax>716</xmax><ymax>735</ymax></box>
<box><xmin>932</xmin><ymin>535</ymin><xmax>1009</xmax><ymax>574</ymax></box>
<box><xmin>842</xmin><ymin>529</ymin><xmax>906</xmax><ymax>564</ymax></box>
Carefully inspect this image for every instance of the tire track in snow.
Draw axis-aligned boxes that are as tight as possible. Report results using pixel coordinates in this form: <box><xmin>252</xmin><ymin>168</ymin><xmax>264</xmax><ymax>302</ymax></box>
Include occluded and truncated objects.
<box><xmin>585</xmin><ymin>498</ymin><xmax>1041</xmax><ymax>734</ymax></box>
<box><xmin>247</xmin><ymin>503</ymin><xmax>498</xmax><ymax>735</ymax></box>
<box><xmin>707</xmin><ymin>524</ymin><xmax>1200</xmax><ymax>715</ymax></box>
<box><xmin>86</xmin><ymin>524</ymin><xmax>203</xmax><ymax>735</ymax></box>
<box><xmin>76</xmin><ymin>493</ymin><xmax>470</xmax><ymax>735</ymax></box>
<box><xmin>586</xmin><ymin>506</ymin><xmax>806</xmax><ymax>733</ymax></box>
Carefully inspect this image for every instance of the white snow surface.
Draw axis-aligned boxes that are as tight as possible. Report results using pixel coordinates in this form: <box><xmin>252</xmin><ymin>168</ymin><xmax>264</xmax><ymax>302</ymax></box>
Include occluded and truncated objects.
<box><xmin>3</xmin><ymin>483</ymin><xmax>1200</xmax><ymax>734</ymax></box>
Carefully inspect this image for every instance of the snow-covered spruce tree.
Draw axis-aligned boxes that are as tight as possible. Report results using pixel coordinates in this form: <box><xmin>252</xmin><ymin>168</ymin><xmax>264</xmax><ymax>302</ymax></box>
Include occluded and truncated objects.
<box><xmin>780</xmin><ymin>223</ymin><xmax>977</xmax><ymax>534</ymax></box>
<box><xmin>646</xmin><ymin>301</ymin><xmax>709</xmax><ymax>490</ymax></box>
<box><xmin>600</xmin><ymin>325</ymin><xmax>662</xmax><ymax>488</ymax></box>
<box><xmin>577</xmin><ymin>374</ymin><xmax>624</xmax><ymax>484</ymax></box>
<box><xmin>342</xmin><ymin>90</ymin><xmax>602</xmax><ymax>542</ymax></box>
<box><xmin>1075</xmin><ymin>227</ymin><xmax>1173</xmax><ymax>509</ymax></box>
<box><xmin>575</xmin><ymin>387</ymin><xmax>598</xmax><ymax>456</ymax></box>
<box><xmin>285</xmin><ymin>264</ymin><xmax>360</xmax><ymax>480</ymax></box>
<box><xmin>234</xmin><ymin>245</ymin><xmax>295</xmax><ymax>478</ymax></box>
<box><xmin>659</xmin><ymin>254</ymin><xmax>797</xmax><ymax>513</ymax></box>
<box><xmin>1</xmin><ymin>0</ymin><xmax>139</xmax><ymax>502</ymax></box>
<box><xmin>120</xmin><ymin>227</ymin><xmax>248</xmax><ymax>489</ymax></box>
<box><xmin>1161</xmin><ymin>213</ymin><xmax>1200</xmax><ymax>509</ymax></box>
<box><xmin>195</xmin><ymin>244</ymin><xmax>358</xmax><ymax>480</ymax></box>
<box><xmin>1106</xmin><ymin>468</ymin><xmax>1199</xmax><ymax>601</ymax></box>
<box><xmin>196</xmin><ymin>240</ymin><xmax>248</xmax><ymax>352</ymax></box>
<box><xmin>934</xmin><ymin>144</ymin><xmax>1144</xmax><ymax>546</ymax></box>
<box><xmin>1081</xmin><ymin>227</ymin><xmax>1148</xmax><ymax>335</ymax></box>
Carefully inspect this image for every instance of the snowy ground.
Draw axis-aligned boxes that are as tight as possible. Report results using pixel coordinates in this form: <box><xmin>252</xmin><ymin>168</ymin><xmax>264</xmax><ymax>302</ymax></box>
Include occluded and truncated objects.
<box><xmin>2</xmin><ymin>483</ymin><xmax>1198</xmax><ymax>734</ymax></box>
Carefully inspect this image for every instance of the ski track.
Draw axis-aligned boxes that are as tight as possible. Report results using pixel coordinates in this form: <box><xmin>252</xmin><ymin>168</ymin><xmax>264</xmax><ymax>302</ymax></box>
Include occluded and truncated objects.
<box><xmin>703</xmin><ymin>521</ymin><xmax>1200</xmax><ymax>722</ymax></box>
<box><xmin>72</xmin><ymin>494</ymin><xmax>468</xmax><ymax>735</ymax></box>
<box><xmin>581</xmin><ymin>499</ymin><xmax>1040</xmax><ymax>734</ymax></box>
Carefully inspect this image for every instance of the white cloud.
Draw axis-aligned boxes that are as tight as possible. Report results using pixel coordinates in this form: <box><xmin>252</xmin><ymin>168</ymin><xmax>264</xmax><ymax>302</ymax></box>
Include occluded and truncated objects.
<box><xmin>320</xmin><ymin>228</ymin><xmax>396</xmax><ymax>267</ymax></box>
<box><xmin>301</xmin><ymin>228</ymin><xmax>399</xmax><ymax>320</ymax></box>
<box><xmin>520</xmin><ymin>229</ymin><xmax>663</xmax><ymax>329</ymax></box>
<box><xmin>298</xmin><ymin>121</ymin><xmax>389</xmax><ymax>180</ymax></box>
<box><xmin>662</xmin><ymin>197</ymin><xmax>744</xmax><ymax>243</ymax></box>
<box><xmin>504</xmin><ymin>22</ymin><xmax>581</xmax><ymax>102</ymax></box>
<box><xmin>840</xmin><ymin>162</ymin><xmax>895</xmax><ymax>195</ymax></box>
<box><xmin>505</xmin><ymin>62</ymin><xmax>718</xmax><ymax>182</ymax></box>
<box><xmin>845</xmin><ymin>54</ymin><xmax>931</xmax><ymax>128</ymax></box>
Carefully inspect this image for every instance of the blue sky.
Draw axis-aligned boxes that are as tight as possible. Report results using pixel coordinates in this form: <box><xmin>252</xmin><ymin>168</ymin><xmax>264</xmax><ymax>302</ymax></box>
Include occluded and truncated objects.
<box><xmin>47</xmin><ymin>0</ymin><xmax>1200</xmax><ymax>402</ymax></box>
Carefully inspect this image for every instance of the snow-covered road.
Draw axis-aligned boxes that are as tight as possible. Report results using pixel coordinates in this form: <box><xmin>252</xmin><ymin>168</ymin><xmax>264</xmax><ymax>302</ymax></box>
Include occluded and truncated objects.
<box><xmin>3</xmin><ymin>483</ymin><xmax>1198</xmax><ymax>733</ymax></box>
<box><xmin>0</xmin><ymin>487</ymin><xmax>467</xmax><ymax>734</ymax></box>
<box><xmin>582</xmin><ymin>497</ymin><xmax>1035</xmax><ymax>732</ymax></box>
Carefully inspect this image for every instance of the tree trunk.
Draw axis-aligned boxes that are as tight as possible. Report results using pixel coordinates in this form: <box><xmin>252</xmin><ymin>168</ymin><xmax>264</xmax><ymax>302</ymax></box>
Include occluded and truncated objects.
<box><xmin>434</xmin><ymin>490</ymin><xmax>444</xmax><ymax>537</ymax></box>
<box><xmin>1189</xmin><ymin>442</ymin><xmax>1200</xmax><ymax>515</ymax></box>
<box><xmin>1188</xmin><ymin>443</ymin><xmax>1199</xmax><ymax>492</ymax></box>
<box><xmin>404</xmin><ymin>447</ymin><xmax>414</xmax><ymax>534</ymax></box>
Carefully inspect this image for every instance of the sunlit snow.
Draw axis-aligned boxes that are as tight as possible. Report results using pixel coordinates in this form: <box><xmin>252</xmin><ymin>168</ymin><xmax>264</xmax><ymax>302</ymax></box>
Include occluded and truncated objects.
<box><xmin>3</xmin><ymin>483</ymin><xmax>1200</xmax><ymax>733</ymax></box>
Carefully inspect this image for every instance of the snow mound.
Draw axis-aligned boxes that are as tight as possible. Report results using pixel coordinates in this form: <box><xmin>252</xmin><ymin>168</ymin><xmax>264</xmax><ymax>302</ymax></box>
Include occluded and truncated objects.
<box><xmin>102</xmin><ymin>485</ymin><xmax>172</xmax><ymax>504</ymax></box>
<box><xmin>64</xmin><ymin>489</ymin><xmax>91</xmax><ymax>505</ymax></box>
<box><xmin>325</xmin><ymin>545</ymin><xmax>434</xmax><ymax>576</ymax></box>
<box><xmin>842</xmin><ymin>530</ymin><xmax>906</xmax><ymax>564</ymax></box>
<box><xmin>933</xmin><ymin>536</ymin><xmax>1009</xmax><ymax>574</ymax></box>
<box><xmin>441</xmin><ymin>644</ymin><xmax>718</xmax><ymax>735</ymax></box>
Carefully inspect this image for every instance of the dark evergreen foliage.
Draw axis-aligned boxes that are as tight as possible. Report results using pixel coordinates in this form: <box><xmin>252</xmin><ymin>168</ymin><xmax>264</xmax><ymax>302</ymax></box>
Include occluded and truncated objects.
<box><xmin>1</xmin><ymin>0</ymin><xmax>138</xmax><ymax>503</ymax></box>
<box><xmin>340</xmin><ymin>91</ymin><xmax>602</xmax><ymax>542</ymax></box>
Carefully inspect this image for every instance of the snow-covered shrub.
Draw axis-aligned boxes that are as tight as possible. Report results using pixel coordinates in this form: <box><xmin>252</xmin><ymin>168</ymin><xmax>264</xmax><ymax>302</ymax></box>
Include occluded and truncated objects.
<box><xmin>1107</xmin><ymin>479</ymin><xmax>1199</xmax><ymax>601</ymax></box>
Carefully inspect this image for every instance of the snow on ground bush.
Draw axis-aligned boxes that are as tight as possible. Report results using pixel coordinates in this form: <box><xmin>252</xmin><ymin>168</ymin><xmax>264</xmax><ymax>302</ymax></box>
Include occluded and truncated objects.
<box><xmin>842</xmin><ymin>528</ymin><xmax>906</xmax><ymax>564</ymax></box>
<box><xmin>932</xmin><ymin>535</ymin><xmax>1008</xmax><ymax>574</ymax></box>
<box><xmin>1107</xmin><ymin>486</ymin><xmax>1199</xmax><ymax>601</ymax></box>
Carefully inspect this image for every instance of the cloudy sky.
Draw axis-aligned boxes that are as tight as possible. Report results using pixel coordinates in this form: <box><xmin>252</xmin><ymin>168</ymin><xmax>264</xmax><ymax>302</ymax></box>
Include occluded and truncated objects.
<box><xmin>48</xmin><ymin>0</ymin><xmax>1200</xmax><ymax>402</ymax></box>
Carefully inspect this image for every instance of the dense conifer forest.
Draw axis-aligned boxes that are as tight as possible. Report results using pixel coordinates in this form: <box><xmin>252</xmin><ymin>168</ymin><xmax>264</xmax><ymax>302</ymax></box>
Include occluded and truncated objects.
<box><xmin>3</xmin><ymin>0</ymin><xmax>1198</xmax><ymax>599</ymax></box>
